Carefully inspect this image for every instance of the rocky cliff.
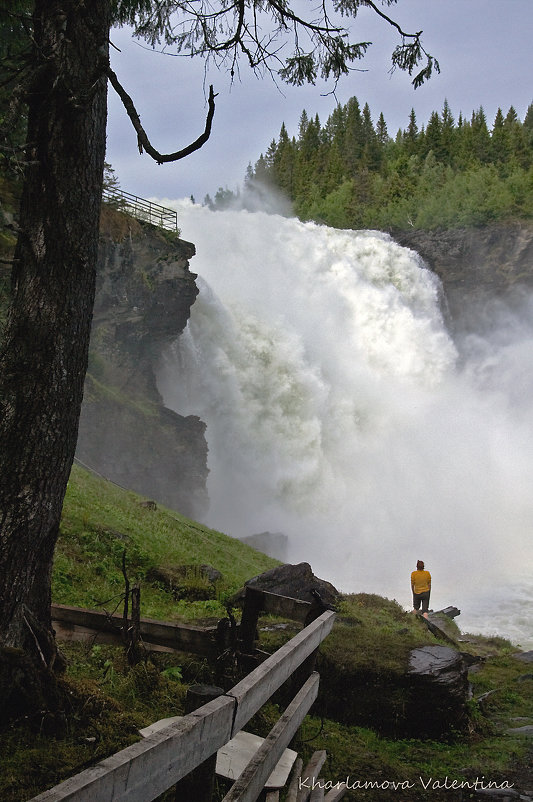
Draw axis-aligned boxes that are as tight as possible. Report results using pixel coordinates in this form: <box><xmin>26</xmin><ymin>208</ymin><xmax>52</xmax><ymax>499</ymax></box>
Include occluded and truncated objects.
<box><xmin>395</xmin><ymin>221</ymin><xmax>533</xmax><ymax>326</ymax></box>
<box><xmin>75</xmin><ymin>207</ymin><xmax>209</xmax><ymax>519</ymax></box>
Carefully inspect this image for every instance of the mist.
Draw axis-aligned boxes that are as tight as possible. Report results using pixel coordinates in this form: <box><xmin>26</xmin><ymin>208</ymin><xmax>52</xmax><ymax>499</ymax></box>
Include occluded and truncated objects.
<box><xmin>157</xmin><ymin>199</ymin><xmax>533</xmax><ymax>647</ymax></box>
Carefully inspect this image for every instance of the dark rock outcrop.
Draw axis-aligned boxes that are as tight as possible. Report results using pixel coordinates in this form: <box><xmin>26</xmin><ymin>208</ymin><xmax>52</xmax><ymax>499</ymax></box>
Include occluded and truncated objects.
<box><xmin>317</xmin><ymin>640</ymin><xmax>470</xmax><ymax>739</ymax></box>
<box><xmin>243</xmin><ymin>562</ymin><xmax>340</xmax><ymax>608</ymax></box>
<box><xmin>395</xmin><ymin>221</ymin><xmax>533</xmax><ymax>326</ymax></box>
<box><xmin>408</xmin><ymin>645</ymin><xmax>470</xmax><ymax>736</ymax></box>
<box><xmin>75</xmin><ymin>208</ymin><xmax>208</xmax><ymax>519</ymax></box>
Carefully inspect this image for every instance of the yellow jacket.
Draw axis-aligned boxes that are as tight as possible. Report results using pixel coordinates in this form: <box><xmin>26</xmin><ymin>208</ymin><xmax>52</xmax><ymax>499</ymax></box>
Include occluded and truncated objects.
<box><xmin>411</xmin><ymin>570</ymin><xmax>431</xmax><ymax>594</ymax></box>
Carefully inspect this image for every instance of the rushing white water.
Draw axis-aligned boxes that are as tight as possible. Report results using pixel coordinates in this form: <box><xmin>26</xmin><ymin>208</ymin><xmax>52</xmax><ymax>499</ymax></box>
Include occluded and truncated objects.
<box><xmin>157</xmin><ymin>200</ymin><xmax>533</xmax><ymax>648</ymax></box>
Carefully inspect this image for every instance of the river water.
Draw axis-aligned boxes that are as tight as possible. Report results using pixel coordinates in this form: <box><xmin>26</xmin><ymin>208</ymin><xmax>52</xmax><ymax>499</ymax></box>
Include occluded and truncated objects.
<box><xmin>157</xmin><ymin>200</ymin><xmax>533</xmax><ymax>649</ymax></box>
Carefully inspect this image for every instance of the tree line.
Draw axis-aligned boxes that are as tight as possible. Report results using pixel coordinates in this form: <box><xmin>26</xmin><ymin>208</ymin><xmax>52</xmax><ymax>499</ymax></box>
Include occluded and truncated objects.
<box><xmin>208</xmin><ymin>99</ymin><xmax>533</xmax><ymax>230</ymax></box>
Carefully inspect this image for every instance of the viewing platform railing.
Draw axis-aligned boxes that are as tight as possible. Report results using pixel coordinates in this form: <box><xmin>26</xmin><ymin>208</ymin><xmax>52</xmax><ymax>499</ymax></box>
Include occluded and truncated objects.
<box><xmin>102</xmin><ymin>188</ymin><xmax>178</xmax><ymax>231</ymax></box>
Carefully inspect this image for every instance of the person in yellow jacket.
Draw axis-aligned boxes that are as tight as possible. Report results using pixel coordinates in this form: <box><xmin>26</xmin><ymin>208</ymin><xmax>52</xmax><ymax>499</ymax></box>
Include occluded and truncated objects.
<box><xmin>411</xmin><ymin>560</ymin><xmax>431</xmax><ymax>618</ymax></box>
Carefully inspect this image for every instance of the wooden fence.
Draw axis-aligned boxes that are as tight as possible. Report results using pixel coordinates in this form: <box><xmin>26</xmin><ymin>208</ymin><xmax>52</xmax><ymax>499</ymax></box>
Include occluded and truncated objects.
<box><xmin>30</xmin><ymin>609</ymin><xmax>336</xmax><ymax>802</ymax></box>
<box><xmin>102</xmin><ymin>188</ymin><xmax>178</xmax><ymax>231</ymax></box>
<box><xmin>51</xmin><ymin>603</ymin><xmax>220</xmax><ymax>658</ymax></box>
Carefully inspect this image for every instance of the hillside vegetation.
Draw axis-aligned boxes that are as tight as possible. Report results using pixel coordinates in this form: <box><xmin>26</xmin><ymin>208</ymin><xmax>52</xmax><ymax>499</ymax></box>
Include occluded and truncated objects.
<box><xmin>56</xmin><ymin>463</ymin><xmax>278</xmax><ymax>621</ymax></box>
<box><xmin>1</xmin><ymin>464</ymin><xmax>531</xmax><ymax>801</ymax></box>
<box><xmin>208</xmin><ymin>98</ymin><xmax>533</xmax><ymax>232</ymax></box>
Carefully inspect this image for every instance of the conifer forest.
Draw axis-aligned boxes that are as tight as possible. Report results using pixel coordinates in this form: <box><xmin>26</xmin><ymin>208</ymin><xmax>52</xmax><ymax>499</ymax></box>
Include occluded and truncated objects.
<box><xmin>210</xmin><ymin>100</ymin><xmax>533</xmax><ymax>231</ymax></box>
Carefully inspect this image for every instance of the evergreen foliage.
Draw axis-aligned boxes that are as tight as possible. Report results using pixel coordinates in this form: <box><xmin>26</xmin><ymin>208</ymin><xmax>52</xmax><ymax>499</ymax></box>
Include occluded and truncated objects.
<box><xmin>243</xmin><ymin>99</ymin><xmax>533</xmax><ymax>230</ymax></box>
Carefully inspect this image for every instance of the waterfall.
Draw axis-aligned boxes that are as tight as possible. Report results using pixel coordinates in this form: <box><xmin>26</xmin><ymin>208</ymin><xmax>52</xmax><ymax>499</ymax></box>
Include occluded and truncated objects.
<box><xmin>157</xmin><ymin>200</ymin><xmax>533</xmax><ymax>647</ymax></box>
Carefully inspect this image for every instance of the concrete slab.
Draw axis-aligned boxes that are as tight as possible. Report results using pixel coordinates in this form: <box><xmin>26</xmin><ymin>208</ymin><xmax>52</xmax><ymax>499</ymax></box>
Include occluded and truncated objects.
<box><xmin>216</xmin><ymin>730</ymin><xmax>297</xmax><ymax>789</ymax></box>
<box><xmin>140</xmin><ymin>718</ymin><xmax>298</xmax><ymax>789</ymax></box>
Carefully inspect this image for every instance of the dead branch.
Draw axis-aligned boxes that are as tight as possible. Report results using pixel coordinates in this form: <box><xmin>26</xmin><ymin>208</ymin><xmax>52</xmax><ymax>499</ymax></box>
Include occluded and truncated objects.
<box><xmin>106</xmin><ymin>67</ymin><xmax>217</xmax><ymax>164</ymax></box>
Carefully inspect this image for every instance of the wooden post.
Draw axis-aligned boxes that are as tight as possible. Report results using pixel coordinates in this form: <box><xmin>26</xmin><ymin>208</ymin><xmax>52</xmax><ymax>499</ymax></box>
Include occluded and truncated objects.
<box><xmin>239</xmin><ymin>587</ymin><xmax>264</xmax><ymax>652</ymax></box>
<box><xmin>173</xmin><ymin>685</ymin><xmax>224</xmax><ymax>802</ymax></box>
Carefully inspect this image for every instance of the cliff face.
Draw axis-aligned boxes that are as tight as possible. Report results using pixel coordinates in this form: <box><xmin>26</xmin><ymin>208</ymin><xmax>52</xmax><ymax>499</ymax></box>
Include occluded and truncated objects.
<box><xmin>394</xmin><ymin>221</ymin><xmax>533</xmax><ymax>326</ymax></box>
<box><xmin>76</xmin><ymin>208</ymin><xmax>209</xmax><ymax>519</ymax></box>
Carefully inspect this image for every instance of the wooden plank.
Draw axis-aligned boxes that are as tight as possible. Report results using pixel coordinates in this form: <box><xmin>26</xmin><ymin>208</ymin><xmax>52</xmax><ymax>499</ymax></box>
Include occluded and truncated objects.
<box><xmin>324</xmin><ymin>788</ymin><xmax>347</xmax><ymax>801</ymax></box>
<box><xmin>285</xmin><ymin>757</ymin><xmax>303</xmax><ymax>802</ymax></box>
<box><xmin>53</xmin><ymin>621</ymin><xmax>181</xmax><ymax>655</ymax></box>
<box><xmin>228</xmin><ymin>611</ymin><xmax>335</xmax><ymax>735</ymax></box>
<box><xmin>296</xmin><ymin>751</ymin><xmax>327</xmax><ymax>802</ymax></box>
<box><xmin>221</xmin><ymin>672</ymin><xmax>320</xmax><ymax>802</ymax></box>
<box><xmin>28</xmin><ymin>695</ymin><xmax>235</xmax><ymax>802</ymax></box>
<box><xmin>260</xmin><ymin>590</ymin><xmax>312</xmax><ymax>623</ymax></box>
<box><xmin>51</xmin><ymin>603</ymin><xmax>218</xmax><ymax>657</ymax></box>
<box><xmin>310</xmin><ymin>788</ymin><xmax>325</xmax><ymax>802</ymax></box>
<box><xmin>265</xmin><ymin>793</ymin><xmax>279</xmax><ymax>802</ymax></box>
<box><xmin>239</xmin><ymin>588</ymin><xmax>264</xmax><ymax>651</ymax></box>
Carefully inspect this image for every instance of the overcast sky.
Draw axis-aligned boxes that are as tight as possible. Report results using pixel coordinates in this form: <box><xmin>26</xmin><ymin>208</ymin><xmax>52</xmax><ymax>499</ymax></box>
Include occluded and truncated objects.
<box><xmin>105</xmin><ymin>0</ymin><xmax>533</xmax><ymax>203</ymax></box>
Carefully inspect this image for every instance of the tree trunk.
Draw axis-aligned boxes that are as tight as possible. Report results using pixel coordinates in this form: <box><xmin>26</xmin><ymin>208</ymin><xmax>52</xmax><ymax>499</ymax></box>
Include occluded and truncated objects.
<box><xmin>0</xmin><ymin>0</ymin><xmax>110</xmax><ymax>686</ymax></box>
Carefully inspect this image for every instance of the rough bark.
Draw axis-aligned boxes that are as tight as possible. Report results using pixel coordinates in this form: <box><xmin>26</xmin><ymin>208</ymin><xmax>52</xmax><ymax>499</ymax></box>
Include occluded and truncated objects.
<box><xmin>0</xmin><ymin>0</ymin><xmax>110</xmax><ymax>674</ymax></box>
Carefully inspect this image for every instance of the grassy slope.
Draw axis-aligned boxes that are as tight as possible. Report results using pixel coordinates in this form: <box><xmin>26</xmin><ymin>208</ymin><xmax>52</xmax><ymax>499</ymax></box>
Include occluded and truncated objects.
<box><xmin>2</xmin><ymin>465</ymin><xmax>531</xmax><ymax>801</ymax></box>
<box><xmin>56</xmin><ymin>463</ymin><xmax>278</xmax><ymax>620</ymax></box>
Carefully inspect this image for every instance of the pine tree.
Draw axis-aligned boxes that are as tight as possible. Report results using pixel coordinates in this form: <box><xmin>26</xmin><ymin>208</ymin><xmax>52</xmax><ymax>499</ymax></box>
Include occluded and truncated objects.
<box><xmin>491</xmin><ymin>108</ymin><xmax>509</xmax><ymax>165</ymax></box>
<box><xmin>343</xmin><ymin>97</ymin><xmax>364</xmax><ymax>177</ymax></box>
<box><xmin>404</xmin><ymin>108</ymin><xmax>419</xmax><ymax>155</ymax></box>
<box><xmin>471</xmin><ymin>107</ymin><xmax>491</xmax><ymax>163</ymax></box>
<box><xmin>273</xmin><ymin>123</ymin><xmax>297</xmax><ymax>197</ymax></box>
<box><xmin>376</xmin><ymin>112</ymin><xmax>389</xmax><ymax>146</ymax></box>
<box><xmin>361</xmin><ymin>102</ymin><xmax>381</xmax><ymax>171</ymax></box>
<box><xmin>440</xmin><ymin>99</ymin><xmax>455</xmax><ymax>165</ymax></box>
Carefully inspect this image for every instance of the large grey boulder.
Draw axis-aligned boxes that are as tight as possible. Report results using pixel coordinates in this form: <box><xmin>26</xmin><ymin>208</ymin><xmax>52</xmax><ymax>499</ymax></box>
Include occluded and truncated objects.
<box><xmin>243</xmin><ymin>562</ymin><xmax>340</xmax><ymax>608</ymax></box>
<box><xmin>407</xmin><ymin>645</ymin><xmax>470</xmax><ymax>737</ymax></box>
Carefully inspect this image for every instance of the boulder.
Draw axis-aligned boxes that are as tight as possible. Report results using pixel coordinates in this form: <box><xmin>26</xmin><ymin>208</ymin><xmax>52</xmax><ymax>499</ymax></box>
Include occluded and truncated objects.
<box><xmin>505</xmin><ymin>725</ymin><xmax>533</xmax><ymax>738</ymax></box>
<box><xmin>407</xmin><ymin>645</ymin><xmax>470</xmax><ymax>737</ymax></box>
<box><xmin>242</xmin><ymin>562</ymin><xmax>340</xmax><ymax>608</ymax></box>
<box><xmin>514</xmin><ymin>650</ymin><xmax>533</xmax><ymax>664</ymax></box>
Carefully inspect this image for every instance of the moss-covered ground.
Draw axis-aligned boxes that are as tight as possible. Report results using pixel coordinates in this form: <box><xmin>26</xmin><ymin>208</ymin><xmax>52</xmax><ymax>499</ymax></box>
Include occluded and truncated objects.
<box><xmin>1</xmin><ymin>465</ymin><xmax>531</xmax><ymax>801</ymax></box>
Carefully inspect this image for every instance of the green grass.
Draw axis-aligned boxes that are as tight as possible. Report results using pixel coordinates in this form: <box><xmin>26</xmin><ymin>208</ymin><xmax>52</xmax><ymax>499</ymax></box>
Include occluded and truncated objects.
<box><xmin>55</xmin><ymin>463</ymin><xmax>279</xmax><ymax>620</ymax></box>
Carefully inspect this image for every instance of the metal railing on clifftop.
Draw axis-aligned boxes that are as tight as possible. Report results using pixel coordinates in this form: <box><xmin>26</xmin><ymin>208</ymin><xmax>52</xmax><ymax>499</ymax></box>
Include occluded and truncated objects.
<box><xmin>102</xmin><ymin>188</ymin><xmax>178</xmax><ymax>231</ymax></box>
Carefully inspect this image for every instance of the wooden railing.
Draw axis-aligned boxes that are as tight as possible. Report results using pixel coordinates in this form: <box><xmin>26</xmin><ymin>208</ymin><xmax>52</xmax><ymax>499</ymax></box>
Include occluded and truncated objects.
<box><xmin>30</xmin><ymin>609</ymin><xmax>336</xmax><ymax>802</ymax></box>
<box><xmin>102</xmin><ymin>188</ymin><xmax>178</xmax><ymax>231</ymax></box>
<box><xmin>51</xmin><ymin>603</ymin><xmax>221</xmax><ymax>658</ymax></box>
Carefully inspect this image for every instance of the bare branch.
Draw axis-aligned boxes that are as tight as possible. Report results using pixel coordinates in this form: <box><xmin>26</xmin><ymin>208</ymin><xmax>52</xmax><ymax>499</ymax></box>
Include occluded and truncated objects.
<box><xmin>106</xmin><ymin>67</ymin><xmax>217</xmax><ymax>164</ymax></box>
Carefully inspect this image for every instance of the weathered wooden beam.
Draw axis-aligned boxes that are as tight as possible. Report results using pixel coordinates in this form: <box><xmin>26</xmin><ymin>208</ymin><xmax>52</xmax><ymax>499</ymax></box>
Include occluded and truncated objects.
<box><xmin>285</xmin><ymin>757</ymin><xmax>304</xmax><ymax>802</ymax></box>
<box><xmin>53</xmin><ymin>621</ymin><xmax>181</xmax><ymax>655</ymax></box>
<box><xmin>239</xmin><ymin>587</ymin><xmax>265</xmax><ymax>651</ymax></box>
<box><xmin>265</xmin><ymin>792</ymin><xmax>280</xmax><ymax>802</ymax></box>
<box><xmin>228</xmin><ymin>611</ymin><xmax>335</xmax><ymax>736</ymax></box>
<box><xmin>309</xmin><ymin>787</ymin><xmax>325</xmax><ymax>802</ymax></box>
<box><xmin>296</xmin><ymin>751</ymin><xmax>327</xmax><ymax>802</ymax></box>
<box><xmin>51</xmin><ymin>603</ymin><xmax>218</xmax><ymax>657</ymax></box>
<box><xmin>221</xmin><ymin>672</ymin><xmax>320</xmax><ymax>802</ymax></box>
<box><xmin>29</xmin><ymin>695</ymin><xmax>236</xmax><ymax>802</ymax></box>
